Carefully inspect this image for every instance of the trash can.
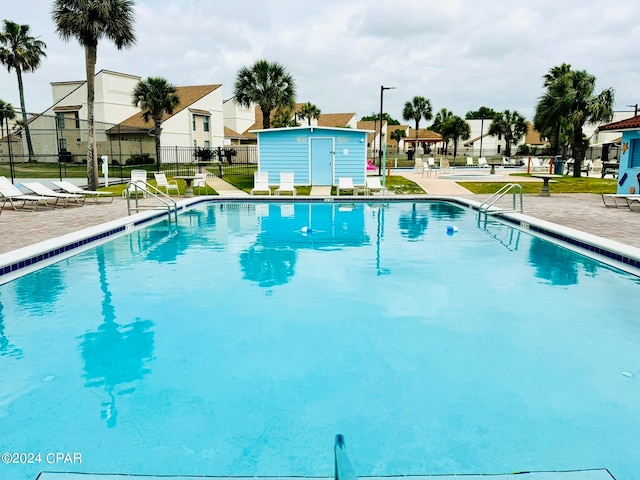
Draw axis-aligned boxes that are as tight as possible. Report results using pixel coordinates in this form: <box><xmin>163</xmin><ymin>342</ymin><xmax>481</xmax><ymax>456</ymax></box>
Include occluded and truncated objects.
<box><xmin>407</xmin><ymin>149</ymin><xmax>415</xmax><ymax>162</ymax></box>
<box><xmin>553</xmin><ymin>155</ymin><xmax>564</xmax><ymax>175</ymax></box>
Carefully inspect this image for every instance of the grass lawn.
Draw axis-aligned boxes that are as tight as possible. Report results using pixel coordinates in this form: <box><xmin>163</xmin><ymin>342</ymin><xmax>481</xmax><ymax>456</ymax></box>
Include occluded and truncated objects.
<box><xmin>458</xmin><ymin>174</ymin><xmax>617</xmax><ymax>195</ymax></box>
<box><xmin>224</xmin><ymin>174</ymin><xmax>425</xmax><ymax>195</ymax></box>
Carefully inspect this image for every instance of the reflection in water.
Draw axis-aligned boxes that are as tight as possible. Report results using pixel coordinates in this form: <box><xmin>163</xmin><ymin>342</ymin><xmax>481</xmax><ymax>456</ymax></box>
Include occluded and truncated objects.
<box><xmin>0</xmin><ymin>295</ymin><xmax>22</xmax><ymax>358</ymax></box>
<box><xmin>428</xmin><ymin>201</ymin><xmax>465</xmax><ymax>219</ymax></box>
<box><xmin>79</xmin><ymin>250</ymin><xmax>154</xmax><ymax>427</ymax></box>
<box><xmin>15</xmin><ymin>264</ymin><xmax>65</xmax><ymax>315</ymax></box>
<box><xmin>240</xmin><ymin>245</ymin><xmax>297</xmax><ymax>288</ymax></box>
<box><xmin>528</xmin><ymin>237</ymin><xmax>591</xmax><ymax>285</ymax></box>
<box><xmin>398</xmin><ymin>203</ymin><xmax>429</xmax><ymax>240</ymax></box>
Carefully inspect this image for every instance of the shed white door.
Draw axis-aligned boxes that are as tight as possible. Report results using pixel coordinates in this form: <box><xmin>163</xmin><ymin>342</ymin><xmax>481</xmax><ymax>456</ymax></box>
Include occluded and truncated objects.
<box><xmin>310</xmin><ymin>138</ymin><xmax>333</xmax><ymax>185</ymax></box>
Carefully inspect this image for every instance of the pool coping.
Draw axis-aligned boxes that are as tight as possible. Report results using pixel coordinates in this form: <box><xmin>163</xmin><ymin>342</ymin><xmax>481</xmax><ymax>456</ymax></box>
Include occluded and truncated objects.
<box><xmin>1</xmin><ymin>195</ymin><xmax>639</xmax><ymax>285</ymax></box>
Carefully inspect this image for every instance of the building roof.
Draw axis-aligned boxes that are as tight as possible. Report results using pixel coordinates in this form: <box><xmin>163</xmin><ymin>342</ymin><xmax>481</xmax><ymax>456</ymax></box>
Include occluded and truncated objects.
<box><xmin>109</xmin><ymin>84</ymin><xmax>221</xmax><ymax>132</ymax></box>
<box><xmin>524</xmin><ymin>121</ymin><xmax>545</xmax><ymax>145</ymax></box>
<box><xmin>224</xmin><ymin>126</ymin><xmax>255</xmax><ymax>140</ymax></box>
<box><xmin>317</xmin><ymin>112</ymin><xmax>355</xmax><ymax>128</ymax></box>
<box><xmin>406</xmin><ymin>128</ymin><xmax>442</xmax><ymax>142</ymax></box>
<box><xmin>598</xmin><ymin>115</ymin><xmax>640</xmax><ymax>132</ymax></box>
<box><xmin>53</xmin><ymin>105</ymin><xmax>82</xmax><ymax>112</ymax></box>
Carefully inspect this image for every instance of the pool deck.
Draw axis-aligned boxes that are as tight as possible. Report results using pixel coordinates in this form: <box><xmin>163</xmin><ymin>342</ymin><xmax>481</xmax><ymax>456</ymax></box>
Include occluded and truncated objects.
<box><xmin>1</xmin><ymin>172</ymin><xmax>638</xmax><ymax>254</ymax></box>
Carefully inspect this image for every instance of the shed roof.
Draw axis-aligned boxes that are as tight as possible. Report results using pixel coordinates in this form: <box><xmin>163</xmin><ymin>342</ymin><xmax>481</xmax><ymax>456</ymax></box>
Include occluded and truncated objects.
<box><xmin>251</xmin><ymin>125</ymin><xmax>372</xmax><ymax>134</ymax></box>
<box><xmin>597</xmin><ymin>115</ymin><xmax>640</xmax><ymax>132</ymax></box>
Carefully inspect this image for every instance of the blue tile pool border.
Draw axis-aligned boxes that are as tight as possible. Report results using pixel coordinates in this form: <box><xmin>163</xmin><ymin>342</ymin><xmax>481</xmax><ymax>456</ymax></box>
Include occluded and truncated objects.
<box><xmin>1</xmin><ymin>196</ymin><xmax>639</xmax><ymax>284</ymax></box>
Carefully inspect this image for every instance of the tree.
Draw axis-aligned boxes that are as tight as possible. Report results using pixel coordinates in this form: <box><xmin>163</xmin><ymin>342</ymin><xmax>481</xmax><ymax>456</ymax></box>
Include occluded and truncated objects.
<box><xmin>271</xmin><ymin>105</ymin><xmax>299</xmax><ymax>128</ymax></box>
<box><xmin>441</xmin><ymin>116</ymin><xmax>471</xmax><ymax>158</ymax></box>
<box><xmin>131</xmin><ymin>77</ymin><xmax>180</xmax><ymax>171</ymax></box>
<box><xmin>534</xmin><ymin>63</ymin><xmax>573</xmax><ymax>157</ymax></box>
<box><xmin>430</xmin><ymin>108</ymin><xmax>453</xmax><ymax>134</ymax></box>
<box><xmin>0</xmin><ymin>20</ymin><xmax>47</xmax><ymax>162</ymax></box>
<box><xmin>234</xmin><ymin>59</ymin><xmax>296</xmax><ymax>129</ymax></box>
<box><xmin>488</xmin><ymin>109</ymin><xmax>528</xmax><ymax>157</ymax></box>
<box><xmin>534</xmin><ymin>66</ymin><xmax>614</xmax><ymax>176</ymax></box>
<box><xmin>0</xmin><ymin>99</ymin><xmax>16</xmax><ymax>180</ymax></box>
<box><xmin>390</xmin><ymin>128</ymin><xmax>406</xmax><ymax>149</ymax></box>
<box><xmin>360</xmin><ymin>112</ymin><xmax>400</xmax><ymax>125</ymax></box>
<box><xmin>298</xmin><ymin>102</ymin><xmax>321</xmax><ymax>126</ymax></box>
<box><xmin>52</xmin><ymin>0</ymin><xmax>136</xmax><ymax>190</ymax></box>
<box><xmin>402</xmin><ymin>96</ymin><xmax>433</xmax><ymax>152</ymax></box>
<box><xmin>465</xmin><ymin>106</ymin><xmax>497</xmax><ymax>120</ymax></box>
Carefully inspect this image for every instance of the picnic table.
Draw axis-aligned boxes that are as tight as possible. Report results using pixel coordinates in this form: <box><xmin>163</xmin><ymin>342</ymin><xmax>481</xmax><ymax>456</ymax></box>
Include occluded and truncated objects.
<box><xmin>601</xmin><ymin>162</ymin><xmax>619</xmax><ymax>178</ymax></box>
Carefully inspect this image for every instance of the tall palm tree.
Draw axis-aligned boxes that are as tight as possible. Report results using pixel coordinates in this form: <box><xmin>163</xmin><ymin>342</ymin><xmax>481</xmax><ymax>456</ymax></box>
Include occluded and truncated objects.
<box><xmin>488</xmin><ymin>110</ymin><xmax>528</xmax><ymax>157</ymax></box>
<box><xmin>390</xmin><ymin>128</ymin><xmax>406</xmax><ymax>149</ymax></box>
<box><xmin>131</xmin><ymin>77</ymin><xmax>180</xmax><ymax>171</ymax></box>
<box><xmin>271</xmin><ymin>105</ymin><xmax>299</xmax><ymax>128</ymax></box>
<box><xmin>0</xmin><ymin>20</ymin><xmax>47</xmax><ymax>162</ymax></box>
<box><xmin>441</xmin><ymin>116</ymin><xmax>471</xmax><ymax>158</ymax></box>
<box><xmin>298</xmin><ymin>102</ymin><xmax>321</xmax><ymax>126</ymax></box>
<box><xmin>430</xmin><ymin>107</ymin><xmax>453</xmax><ymax>133</ymax></box>
<box><xmin>402</xmin><ymin>96</ymin><xmax>433</xmax><ymax>152</ymax></box>
<box><xmin>535</xmin><ymin>67</ymin><xmax>614</xmax><ymax>176</ymax></box>
<box><xmin>534</xmin><ymin>63</ymin><xmax>573</xmax><ymax>156</ymax></box>
<box><xmin>52</xmin><ymin>0</ymin><xmax>136</xmax><ymax>190</ymax></box>
<box><xmin>234</xmin><ymin>59</ymin><xmax>296</xmax><ymax>129</ymax></box>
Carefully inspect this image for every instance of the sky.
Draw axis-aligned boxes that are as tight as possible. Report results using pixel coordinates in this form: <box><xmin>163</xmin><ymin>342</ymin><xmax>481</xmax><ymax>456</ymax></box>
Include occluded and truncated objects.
<box><xmin>1</xmin><ymin>0</ymin><xmax>639</xmax><ymax>125</ymax></box>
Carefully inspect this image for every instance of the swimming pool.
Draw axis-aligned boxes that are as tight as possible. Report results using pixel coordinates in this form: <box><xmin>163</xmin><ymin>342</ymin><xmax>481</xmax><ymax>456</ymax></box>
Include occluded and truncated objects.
<box><xmin>1</xmin><ymin>201</ymin><xmax>639</xmax><ymax>480</ymax></box>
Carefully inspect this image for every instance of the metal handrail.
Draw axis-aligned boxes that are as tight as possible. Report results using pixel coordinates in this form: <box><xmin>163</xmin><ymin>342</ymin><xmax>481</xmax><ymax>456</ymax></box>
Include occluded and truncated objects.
<box><xmin>477</xmin><ymin>183</ymin><xmax>523</xmax><ymax>224</ymax></box>
<box><xmin>124</xmin><ymin>181</ymin><xmax>178</xmax><ymax>223</ymax></box>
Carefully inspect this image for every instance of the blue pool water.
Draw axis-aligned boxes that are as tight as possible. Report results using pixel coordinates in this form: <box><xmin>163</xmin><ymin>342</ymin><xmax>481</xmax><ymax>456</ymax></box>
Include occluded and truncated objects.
<box><xmin>0</xmin><ymin>201</ymin><xmax>639</xmax><ymax>480</ymax></box>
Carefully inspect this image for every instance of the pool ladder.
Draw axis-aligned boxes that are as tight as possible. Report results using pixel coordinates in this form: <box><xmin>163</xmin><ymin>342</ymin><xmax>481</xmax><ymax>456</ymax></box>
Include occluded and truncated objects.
<box><xmin>124</xmin><ymin>180</ymin><xmax>179</xmax><ymax>223</ymax></box>
<box><xmin>477</xmin><ymin>183</ymin><xmax>523</xmax><ymax>225</ymax></box>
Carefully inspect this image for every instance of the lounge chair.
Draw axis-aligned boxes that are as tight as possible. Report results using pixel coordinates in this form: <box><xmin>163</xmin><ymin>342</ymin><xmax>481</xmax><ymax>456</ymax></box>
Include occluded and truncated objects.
<box><xmin>193</xmin><ymin>173</ymin><xmax>210</xmax><ymax>194</ymax></box>
<box><xmin>478</xmin><ymin>157</ymin><xmax>488</xmax><ymax>168</ymax></box>
<box><xmin>337</xmin><ymin>177</ymin><xmax>358</xmax><ymax>195</ymax></box>
<box><xmin>365</xmin><ymin>176</ymin><xmax>389</xmax><ymax>196</ymax></box>
<box><xmin>530</xmin><ymin>157</ymin><xmax>549</xmax><ymax>172</ymax></box>
<box><xmin>122</xmin><ymin>169</ymin><xmax>149</xmax><ymax>198</ymax></box>
<box><xmin>154</xmin><ymin>173</ymin><xmax>180</xmax><ymax>195</ymax></box>
<box><xmin>22</xmin><ymin>181</ymin><xmax>85</xmax><ymax>207</ymax></box>
<box><xmin>0</xmin><ymin>176</ymin><xmax>55</xmax><ymax>210</ymax></box>
<box><xmin>250</xmin><ymin>171</ymin><xmax>271</xmax><ymax>195</ymax></box>
<box><xmin>602</xmin><ymin>194</ymin><xmax>640</xmax><ymax>208</ymax></box>
<box><xmin>51</xmin><ymin>180</ymin><xmax>114</xmax><ymax>203</ymax></box>
<box><xmin>275</xmin><ymin>172</ymin><xmax>296</xmax><ymax>196</ymax></box>
<box><xmin>414</xmin><ymin>157</ymin><xmax>424</xmax><ymax>174</ymax></box>
<box><xmin>440</xmin><ymin>158</ymin><xmax>452</xmax><ymax>173</ymax></box>
<box><xmin>466</xmin><ymin>157</ymin><xmax>475</xmax><ymax>167</ymax></box>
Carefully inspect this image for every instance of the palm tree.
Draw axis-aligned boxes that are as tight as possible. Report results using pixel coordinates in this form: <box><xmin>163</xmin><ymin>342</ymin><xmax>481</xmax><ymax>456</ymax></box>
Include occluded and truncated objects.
<box><xmin>0</xmin><ymin>100</ymin><xmax>16</xmax><ymax>181</ymax></box>
<box><xmin>52</xmin><ymin>0</ymin><xmax>136</xmax><ymax>190</ymax></box>
<box><xmin>298</xmin><ymin>102</ymin><xmax>321</xmax><ymax>126</ymax></box>
<box><xmin>402</xmin><ymin>96</ymin><xmax>433</xmax><ymax>153</ymax></box>
<box><xmin>0</xmin><ymin>20</ymin><xmax>47</xmax><ymax>162</ymax></box>
<box><xmin>534</xmin><ymin>67</ymin><xmax>614</xmax><ymax>176</ymax></box>
<box><xmin>488</xmin><ymin>110</ymin><xmax>528</xmax><ymax>157</ymax></box>
<box><xmin>534</xmin><ymin>63</ymin><xmax>573</xmax><ymax>156</ymax></box>
<box><xmin>390</xmin><ymin>128</ymin><xmax>406</xmax><ymax>149</ymax></box>
<box><xmin>441</xmin><ymin>116</ymin><xmax>471</xmax><ymax>158</ymax></box>
<box><xmin>271</xmin><ymin>105</ymin><xmax>299</xmax><ymax>128</ymax></box>
<box><xmin>131</xmin><ymin>77</ymin><xmax>180</xmax><ymax>171</ymax></box>
<box><xmin>430</xmin><ymin>107</ymin><xmax>453</xmax><ymax>133</ymax></box>
<box><xmin>234</xmin><ymin>59</ymin><xmax>296</xmax><ymax>129</ymax></box>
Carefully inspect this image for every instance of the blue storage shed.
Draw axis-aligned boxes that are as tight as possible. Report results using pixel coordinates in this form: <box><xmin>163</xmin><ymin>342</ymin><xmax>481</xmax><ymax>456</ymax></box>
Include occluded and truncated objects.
<box><xmin>253</xmin><ymin>126</ymin><xmax>371</xmax><ymax>186</ymax></box>
<box><xmin>598</xmin><ymin>115</ymin><xmax>640</xmax><ymax>194</ymax></box>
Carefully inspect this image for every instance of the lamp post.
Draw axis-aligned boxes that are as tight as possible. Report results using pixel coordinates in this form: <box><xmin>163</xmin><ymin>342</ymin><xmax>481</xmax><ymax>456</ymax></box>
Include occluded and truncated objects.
<box><xmin>378</xmin><ymin>85</ymin><xmax>395</xmax><ymax>176</ymax></box>
<box><xmin>627</xmin><ymin>104</ymin><xmax>638</xmax><ymax>116</ymax></box>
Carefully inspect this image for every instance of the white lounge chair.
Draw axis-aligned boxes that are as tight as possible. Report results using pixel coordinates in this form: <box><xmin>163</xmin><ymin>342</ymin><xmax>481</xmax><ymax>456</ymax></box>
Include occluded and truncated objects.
<box><xmin>602</xmin><ymin>194</ymin><xmax>640</xmax><ymax>208</ymax></box>
<box><xmin>275</xmin><ymin>172</ymin><xmax>296</xmax><ymax>196</ymax></box>
<box><xmin>466</xmin><ymin>157</ymin><xmax>475</xmax><ymax>167</ymax></box>
<box><xmin>0</xmin><ymin>176</ymin><xmax>55</xmax><ymax>210</ymax></box>
<box><xmin>440</xmin><ymin>158</ymin><xmax>452</xmax><ymax>173</ymax></box>
<box><xmin>154</xmin><ymin>172</ymin><xmax>180</xmax><ymax>195</ymax></box>
<box><xmin>250</xmin><ymin>171</ymin><xmax>271</xmax><ymax>195</ymax></box>
<box><xmin>122</xmin><ymin>169</ymin><xmax>149</xmax><ymax>198</ymax></box>
<box><xmin>22</xmin><ymin>181</ymin><xmax>85</xmax><ymax>207</ymax></box>
<box><xmin>337</xmin><ymin>177</ymin><xmax>358</xmax><ymax>195</ymax></box>
<box><xmin>478</xmin><ymin>157</ymin><xmax>488</xmax><ymax>168</ymax></box>
<box><xmin>414</xmin><ymin>157</ymin><xmax>424</xmax><ymax>174</ymax></box>
<box><xmin>530</xmin><ymin>157</ymin><xmax>548</xmax><ymax>172</ymax></box>
<box><xmin>51</xmin><ymin>180</ymin><xmax>114</xmax><ymax>203</ymax></box>
<box><xmin>365</xmin><ymin>176</ymin><xmax>389</xmax><ymax>196</ymax></box>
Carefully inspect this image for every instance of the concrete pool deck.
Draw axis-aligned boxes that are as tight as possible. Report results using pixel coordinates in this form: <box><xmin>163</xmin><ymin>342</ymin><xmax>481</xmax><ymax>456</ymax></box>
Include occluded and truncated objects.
<box><xmin>1</xmin><ymin>174</ymin><xmax>639</xmax><ymax>254</ymax></box>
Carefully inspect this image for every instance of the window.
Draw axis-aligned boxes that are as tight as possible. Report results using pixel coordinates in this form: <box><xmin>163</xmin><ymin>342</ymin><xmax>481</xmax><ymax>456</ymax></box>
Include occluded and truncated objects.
<box><xmin>193</xmin><ymin>140</ymin><xmax>197</xmax><ymax>148</ymax></box>
<box><xmin>631</xmin><ymin>139</ymin><xmax>640</xmax><ymax>168</ymax></box>
<box><xmin>204</xmin><ymin>140</ymin><xmax>210</xmax><ymax>148</ymax></box>
<box><xmin>192</xmin><ymin>115</ymin><xmax>196</xmax><ymax>131</ymax></box>
<box><xmin>74</xmin><ymin>111</ymin><xmax>80</xmax><ymax>129</ymax></box>
<box><xmin>56</xmin><ymin>112</ymin><xmax>65</xmax><ymax>130</ymax></box>
<box><xmin>58</xmin><ymin>138</ymin><xmax>67</xmax><ymax>151</ymax></box>
<box><xmin>203</xmin><ymin>116</ymin><xmax>210</xmax><ymax>132</ymax></box>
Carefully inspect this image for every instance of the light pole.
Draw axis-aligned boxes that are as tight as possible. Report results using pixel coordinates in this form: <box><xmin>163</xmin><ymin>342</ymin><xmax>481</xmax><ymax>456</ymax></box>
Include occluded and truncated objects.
<box><xmin>627</xmin><ymin>104</ymin><xmax>638</xmax><ymax>116</ymax></box>
<box><xmin>479</xmin><ymin>116</ymin><xmax>485</xmax><ymax>159</ymax></box>
<box><xmin>378</xmin><ymin>85</ymin><xmax>395</xmax><ymax>176</ymax></box>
